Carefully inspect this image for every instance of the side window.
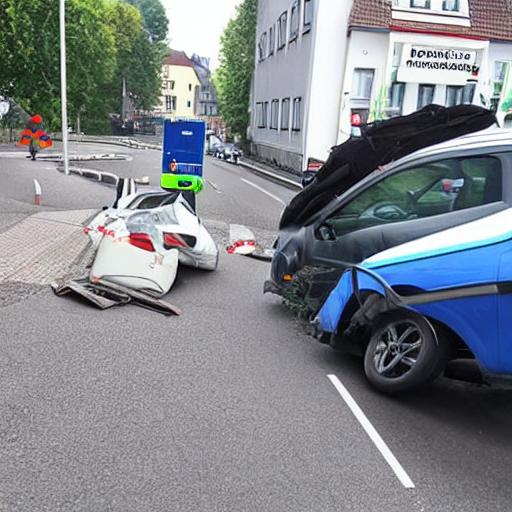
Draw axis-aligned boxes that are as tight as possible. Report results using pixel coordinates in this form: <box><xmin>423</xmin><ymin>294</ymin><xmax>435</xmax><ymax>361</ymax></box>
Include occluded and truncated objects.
<box><xmin>290</xmin><ymin>1</ymin><xmax>299</xmax><ymax>41</ymax></box>
<box><xmin>303</xmin><ymin>0</ymin><xmax>313</xmax><ymax>30</ymax></box>
<box><xmin>277</xmin><ymin>12</ymin><xmax>287</xmax><ymax>50</ymax></box>
<box><xmin>324</xmin><ymin>156</ymin><xmax>502</xmax><ymax>237</ymax></box>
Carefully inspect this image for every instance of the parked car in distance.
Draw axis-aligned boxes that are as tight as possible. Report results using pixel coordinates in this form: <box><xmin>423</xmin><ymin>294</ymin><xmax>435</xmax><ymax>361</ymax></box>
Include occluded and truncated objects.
<box><xmin>313</xmin><ymin>208</ymin><xmax>512</xmax><ymax>393</ymax></box>
<box><xmin>206</xmin><ymin>134</ymin><xmax>223</xmax><ymax>155</ymax></box>
<box><xmin>214</xmin><ymin>142</ymin><xmax>242</xmax><ymax>164</ymax></box>
<box><xmin>265</xmin><ymin>129</ymin><xmax>512</xmax><ymax>311</ymax></box>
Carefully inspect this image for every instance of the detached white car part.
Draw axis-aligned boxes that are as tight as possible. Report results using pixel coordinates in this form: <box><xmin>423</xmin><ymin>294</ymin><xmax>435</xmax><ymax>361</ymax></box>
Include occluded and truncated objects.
<box><xmin>86</xmin><ymin>190</ymin><xmax>218</xmax><ymax>297</ymax></box>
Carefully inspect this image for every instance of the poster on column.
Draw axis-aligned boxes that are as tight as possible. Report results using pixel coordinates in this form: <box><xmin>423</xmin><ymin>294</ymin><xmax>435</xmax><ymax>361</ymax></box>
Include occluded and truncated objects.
<box><xmin>397</xmin><ymin>44</ymin><xmax>480</xmax><ymax>85</ymax></box>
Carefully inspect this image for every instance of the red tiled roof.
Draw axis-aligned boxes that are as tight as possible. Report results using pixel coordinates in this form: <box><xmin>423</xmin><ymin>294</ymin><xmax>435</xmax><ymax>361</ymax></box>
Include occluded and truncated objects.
<box><xmin>349</xmin><ymin>0</ymin><xmax>391</xmax><ymax>30</ymax></box>
<box><xmin>164</xmin><ymin>49</ymin><xmax>194</xmax><ymax>67</ymax></box>
<box><xmin>349</xmin><ymin>0</ymin><xmax>512</xmax><ymax>42</ymax></box>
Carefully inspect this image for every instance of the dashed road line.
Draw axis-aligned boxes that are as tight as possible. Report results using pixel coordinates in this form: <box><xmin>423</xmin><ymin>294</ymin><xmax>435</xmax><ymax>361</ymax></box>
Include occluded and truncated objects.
<box><xmin>240</xmin><ymin>178</ymin><xmax>285</xmax><ymax>204</ymax></box>
<box><xmin>206</xmin><ymin>179</ymin><xmax>222</xmax><ymax>193</ymax></box>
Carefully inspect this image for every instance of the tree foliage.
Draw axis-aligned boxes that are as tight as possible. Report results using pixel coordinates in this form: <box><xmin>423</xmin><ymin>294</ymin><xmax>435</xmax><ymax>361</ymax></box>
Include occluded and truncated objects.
<box><xmin>122</xmin><ymin>0</ymin><xmax>169</xmax><ymax>43</ymax></box>
<box><xmin>214</xmin><ymin>0</ymin><xmax>257</xmax><ymax>142</ymax></box>
<box><xmin>0</xmin><ymin>0</ymin><xmax>169</xmax><ymax>134</ymax></box>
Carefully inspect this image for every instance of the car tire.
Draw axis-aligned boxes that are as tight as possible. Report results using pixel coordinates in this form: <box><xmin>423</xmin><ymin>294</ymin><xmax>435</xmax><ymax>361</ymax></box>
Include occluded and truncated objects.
<box><xmin>364</xmin><ymin>309</ymin><xmax>442</xmax><ymax>393</ymax></box>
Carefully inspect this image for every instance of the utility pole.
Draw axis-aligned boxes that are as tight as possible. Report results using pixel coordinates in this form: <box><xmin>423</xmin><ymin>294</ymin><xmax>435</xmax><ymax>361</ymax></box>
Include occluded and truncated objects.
<box><xmin>60</xmin><ymin>0</ymin><xmax>69</xmax><ymax>175</ymax></box>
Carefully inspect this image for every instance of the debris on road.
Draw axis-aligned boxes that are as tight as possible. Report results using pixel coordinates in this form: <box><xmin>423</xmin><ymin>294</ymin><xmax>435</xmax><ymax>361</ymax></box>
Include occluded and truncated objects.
<box><xmin>51</xmin><ymin>278</ymin><xmax>181</xmax><ymax>315</ymax></box>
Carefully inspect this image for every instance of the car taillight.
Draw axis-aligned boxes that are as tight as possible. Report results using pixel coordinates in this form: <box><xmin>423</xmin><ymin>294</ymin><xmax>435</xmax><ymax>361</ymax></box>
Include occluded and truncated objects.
<box><xmin>163</xmin><ymin>233</ymin><xmax>196</xmax><ymax>249</ymax></box>
<box><xmin>123</xmin><ymin>233</ymin><xmax>155</xmax><ymax>252</ymax></box>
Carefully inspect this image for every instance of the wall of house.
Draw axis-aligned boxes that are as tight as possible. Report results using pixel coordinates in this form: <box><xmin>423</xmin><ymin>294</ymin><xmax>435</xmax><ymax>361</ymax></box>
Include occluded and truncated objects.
<box><xmin>251</xmin><ymin>0</ymin><xmax>355</xmax><ymax>171</ymax></box>
<box><xmin>250</xmin><ymin>0</ymin><xmax>316</xmax><ymax>172</ymax></box>
<box><xmin>337</xmin><ymin>30</ymin><xmax>390</xmax><ymax>145</ymax></box>
<box><xmin>155</xmin><ymin>65</ymin><xmax>200</xmax><ymax>120</ymax></box>
<box><xmin>337</xmin><ymin>29</ymin><xmax>492</xmax><ymax>146</ymax></box>
<box><xmin>304</xmin><ymin>0</ymin><xmax>354</xmax><ymax>166</ymax></box>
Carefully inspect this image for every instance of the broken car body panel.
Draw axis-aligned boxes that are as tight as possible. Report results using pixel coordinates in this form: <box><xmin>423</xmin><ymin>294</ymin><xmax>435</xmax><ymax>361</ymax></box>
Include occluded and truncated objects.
<box><xmin>316</xmin><ymin>208</ymin><xmax>512</xmax><ymax>380</ymax></box>
<box><xmin>86</xmin><ymin>190</ymin><xmax>218</xmax><ymax>297</ymax></box>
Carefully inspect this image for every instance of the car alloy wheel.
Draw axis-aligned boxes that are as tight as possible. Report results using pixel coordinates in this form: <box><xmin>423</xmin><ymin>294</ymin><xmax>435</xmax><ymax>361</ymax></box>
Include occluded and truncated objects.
<box><xmin>364</xmin><ymin>309</ymin><xmax>442</xmax><ymax>393</ymax></box>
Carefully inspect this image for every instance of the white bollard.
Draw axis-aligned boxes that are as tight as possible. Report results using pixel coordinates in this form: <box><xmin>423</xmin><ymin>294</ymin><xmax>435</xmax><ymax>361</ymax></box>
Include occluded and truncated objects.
<box><xmin>34</xmin><ymin>178</ymin><xmax>42</xmax><ymax>205</ymax></box>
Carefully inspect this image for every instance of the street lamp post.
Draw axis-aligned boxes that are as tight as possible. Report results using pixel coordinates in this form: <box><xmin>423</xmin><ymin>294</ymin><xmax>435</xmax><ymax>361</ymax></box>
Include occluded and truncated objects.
<box><xmin>60</xmin><ymin>0</ymin><xmax>69</xmax><ymax>175</ymax></box>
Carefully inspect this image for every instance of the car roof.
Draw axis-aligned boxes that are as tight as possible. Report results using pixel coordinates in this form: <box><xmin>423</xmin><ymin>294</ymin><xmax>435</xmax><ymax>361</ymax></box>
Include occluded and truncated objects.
<box><xmin>386</xmin><ymin>127</ymin><xmax>512</xmax><ymax>169</ymax></box>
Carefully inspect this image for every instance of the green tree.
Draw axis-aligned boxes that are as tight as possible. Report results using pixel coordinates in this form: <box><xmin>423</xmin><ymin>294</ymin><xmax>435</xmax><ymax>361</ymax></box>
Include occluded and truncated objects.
<box><xmin>0</xmin><ymin>0</ymin><xmax>168</xmax><ymax>134</ymax></box>
<box><xmin>102</xmin><ymin>1</ymin><xmax>168</xmax><ymax>116</ymax></box>
<box><xmin>215</xmin><ymin>0</ymin><xmax>257</xmax><ymax>142</ymax></box>
<box><xmin>122</xmin><ymin>0</ymin><xmax>169</xmax><ymax>43</ymax></box>
<box><xmin>0</xmin><ymin>0</ymin><xmax>117</xmax><ymax>132</ymax></box>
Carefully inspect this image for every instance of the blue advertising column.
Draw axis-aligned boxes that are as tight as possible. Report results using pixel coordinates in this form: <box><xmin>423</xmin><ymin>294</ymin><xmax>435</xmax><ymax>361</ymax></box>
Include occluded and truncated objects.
<box><xmin>160</xmin><ymin>119</ymin><xmax>206</xmax><ymax>194</ymax></box>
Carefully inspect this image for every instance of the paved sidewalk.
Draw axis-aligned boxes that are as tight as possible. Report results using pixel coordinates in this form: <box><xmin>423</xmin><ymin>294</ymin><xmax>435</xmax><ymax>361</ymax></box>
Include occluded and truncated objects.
<box><xmin>0</xmin><ymin>209</ymin><xmax>98</xmax><ymax>307</ymax></box>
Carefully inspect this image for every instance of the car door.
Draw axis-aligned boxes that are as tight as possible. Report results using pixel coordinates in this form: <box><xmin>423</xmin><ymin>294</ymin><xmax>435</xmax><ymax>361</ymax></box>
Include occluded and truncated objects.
<box><xmin>307</xmin><ymin>154</ymin><xmax>507</xmax><ymax>267</ymax></box>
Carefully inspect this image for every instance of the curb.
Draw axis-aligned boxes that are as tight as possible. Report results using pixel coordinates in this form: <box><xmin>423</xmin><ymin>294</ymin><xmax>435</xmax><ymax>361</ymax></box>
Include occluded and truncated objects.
<box><xmin>238</xmin><ymin>160</ymin><xmax>302</xmax><ymax>190</ymax></box>
<box><xmin>39</xmin><ymin>153</ymin><xmax>129</xmax><ymax>162</ymax></box>
<box><xmin>57</xmin><ymin>165</ymin><xmax>119</xmax><ymax>185</ymax></box>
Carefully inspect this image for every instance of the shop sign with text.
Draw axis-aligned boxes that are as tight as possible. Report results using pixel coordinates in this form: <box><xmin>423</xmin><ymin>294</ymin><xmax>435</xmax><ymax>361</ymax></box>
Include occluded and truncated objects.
<box><xmin>397</xmin><ymin>44</ymin><xmax>480</xmax><ymax>85</ymax></box>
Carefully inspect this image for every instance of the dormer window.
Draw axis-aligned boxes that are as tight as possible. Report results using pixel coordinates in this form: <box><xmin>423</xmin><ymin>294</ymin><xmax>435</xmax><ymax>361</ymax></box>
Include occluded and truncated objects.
<box><xmin>443</xmin><ymin>0</ymin><xmax>458</xmax><ymax>11</ymax></box>
<box><xmin>393</xmin><ymin>0</ymin><xmax>469</xmax><ymax>25</ymax></box>
<box><xmin>410</xmin><ymin>0</ymin><xmax>430</xmax><ymax>8</ymax></box>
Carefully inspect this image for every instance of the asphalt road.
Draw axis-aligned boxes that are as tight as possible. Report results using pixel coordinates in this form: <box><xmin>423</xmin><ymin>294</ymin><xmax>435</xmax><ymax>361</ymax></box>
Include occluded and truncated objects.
<box><xmin>0</xmin><ymin>143</ymin><xmax>511</xmax><ymax>511</ymax></box>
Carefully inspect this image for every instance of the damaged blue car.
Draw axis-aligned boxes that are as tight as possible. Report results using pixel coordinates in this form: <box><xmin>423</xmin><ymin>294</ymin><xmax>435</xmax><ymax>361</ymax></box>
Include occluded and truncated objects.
<box><xmin>313</xmin><ymin>207</ymin><xmax>512</xmax><ymax>393</ymax></box>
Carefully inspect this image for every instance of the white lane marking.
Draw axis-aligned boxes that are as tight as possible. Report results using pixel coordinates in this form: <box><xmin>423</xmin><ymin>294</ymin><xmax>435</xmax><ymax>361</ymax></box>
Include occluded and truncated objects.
<box><xmin>327</xmin><ymin>374</ymin><xmax>415</xmax><ymax>489</ymax></box>
<box><xmin>207</xmin><ymin>180</ymin><xmax>222</xmax><ymax>193</ymax></box>
<box><xmin>240</xmin><ymin>178</ymin><xmax>285</xmax><ymax>205</ymax></box>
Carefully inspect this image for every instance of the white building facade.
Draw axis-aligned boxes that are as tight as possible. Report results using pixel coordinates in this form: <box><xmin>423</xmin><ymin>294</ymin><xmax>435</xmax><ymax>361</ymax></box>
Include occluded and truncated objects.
<box><xmin>250</xmin><ymin>0</ymin><xmax>512</xmax><ymax>173</ymax></box>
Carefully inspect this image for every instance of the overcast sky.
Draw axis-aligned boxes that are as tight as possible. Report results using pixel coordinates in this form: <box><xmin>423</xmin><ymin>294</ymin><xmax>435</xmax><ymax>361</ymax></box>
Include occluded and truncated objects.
<box><xmin>161</xmin><ymin>0</ymin><xmax>242</xmax><ymax>71</ymax></box>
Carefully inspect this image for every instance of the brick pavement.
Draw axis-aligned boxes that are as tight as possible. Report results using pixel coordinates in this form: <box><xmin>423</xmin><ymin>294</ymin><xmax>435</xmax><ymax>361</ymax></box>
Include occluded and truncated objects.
<box><xmin>0</xmin><ymin>209</ymin><xmax>97</xmax><ymax>306</ymax></box>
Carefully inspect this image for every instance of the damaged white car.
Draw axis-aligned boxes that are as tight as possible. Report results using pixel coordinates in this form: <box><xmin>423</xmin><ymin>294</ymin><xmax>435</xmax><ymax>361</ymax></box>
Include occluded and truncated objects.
<box><xmin>85</xmin><ymin>188</ymin><xmax>218</xmax><ymax>297</ymax></box>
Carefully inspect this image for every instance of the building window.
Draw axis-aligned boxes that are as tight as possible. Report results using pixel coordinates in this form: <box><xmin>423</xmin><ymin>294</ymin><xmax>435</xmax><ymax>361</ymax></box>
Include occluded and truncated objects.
<box><xmin>256</xmin><ymin>102</ymin><xmax>267</xmax><ymax>128</ymax></box>
<box><xmin>188</xmin><ymin>84</ymin><xmax>192</xmax><ymax>91</ymax></box>
<box><xmin>463</xmin><ymin>83</ymin><xmax>476</xmax><ymax>104</ymax></box>
<box><xmin>165</xmin><ymin>95</ymin><xmax>177</xmax><ymax>111</ymax></box>
<box><xmin>292</xmin><ymin>97</ymin><xmax>302</xmax><ymax>131</ymax></box>
<box><xmin>446</xmin><ymin>85</ymin><xmax>463</xmax><ymax>107</ymax></box>
<box><xmin>442</xmin><ymin>0</ymin><xmax>459</xmax><ymax>11</ymax></box>
<box><xmin>304</xmin><ymin>0</ymin><xmax>313</xmax><ymax>31</ymax></box>
<box><xmin>258</xmin><ymin>32</ymin><xmax>267</xmax><ymax>62</ymax></box>
<box><xmin>277</xmin><ymin>11</ymin><xmax>287</xmax><ymax>50</ymax></box>
<box><xmin>169</xmin><ymin>80</ymin><xmax>175</xmax><ymax>90</ymax></box>
<box><xmin>389</xmin><ymin>82</ymin><xmax>405</xmax><ymax>116</ymax></box>
<box><xmin>268</xmin><ymin>25</ymin><xmax>275</xmax><ymax>56</ymax></box>
<box><xmin>270</xmin><ymin>99</ymin><xmax>279</xmax><ymax>129</ymax></box>
<box><xmin>351</xmin><ymin>69</ymin><xmax>374</xmax><ymax>107</ymax></box>
<box><xmin>290</xmin><ymin>1</ymin><xmax>299</xmax><ymax>41</ymax></box>
<box><xmin>410</xmin><ymin>0</ymin><xmax>430</xmax><ymax>8</ymax></box>
<box><xmin>417</xmin><ymin>84</ymin><xmax>435</xmax><ymax>109</ymax></box>
<box><xmin>187</xmin><ymin>100</ymin><xmax>191</xmax><ymax>108</ymax></box>
<box><xmin>281</xmin><ymin>98</ymin><xmax>290</xmax><ymax>130</ymax></box>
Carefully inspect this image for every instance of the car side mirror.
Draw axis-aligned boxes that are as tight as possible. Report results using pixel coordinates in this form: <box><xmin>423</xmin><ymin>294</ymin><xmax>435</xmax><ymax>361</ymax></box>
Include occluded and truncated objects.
<box><xmin>301</xmin><ymin>171</ymin><xmax>316</xmax><ymax>188</ymax></box>
<box><xmin>317</xmin><ymin>223</ymin><xmax>336</xmax><ymax>241</ymax></box>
